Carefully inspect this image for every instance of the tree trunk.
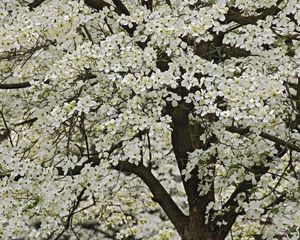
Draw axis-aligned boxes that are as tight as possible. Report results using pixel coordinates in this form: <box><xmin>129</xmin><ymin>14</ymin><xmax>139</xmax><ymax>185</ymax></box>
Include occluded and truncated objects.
<box><xmin>182</xmin><ymin>215</ymin><xmax>215</xmax><ymax>240</ymax></box>
<box><xmin>170</xmin><ymin>105</ymin><xmax>219</xmax><ymax>240</ymax></box>
<box><xmin>182</xmin><ymin>229</ymin><xmax>215</xmax><ymax>240</ymax></box>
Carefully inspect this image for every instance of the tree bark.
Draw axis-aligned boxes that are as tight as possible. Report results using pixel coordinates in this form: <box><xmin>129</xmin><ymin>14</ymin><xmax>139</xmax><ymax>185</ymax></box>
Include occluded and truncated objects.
<box><xmin>170</xmin><ymin>105</ymin><xmax>218</xmax><ymax>240</ymax></box>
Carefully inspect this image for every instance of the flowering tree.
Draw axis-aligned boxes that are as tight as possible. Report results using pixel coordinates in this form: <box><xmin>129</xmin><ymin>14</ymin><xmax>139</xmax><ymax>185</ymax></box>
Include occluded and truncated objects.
<box><xmin>0</xmin><ymin>0</ymin><xmax>299</xmax><ymax>239</ymax></box>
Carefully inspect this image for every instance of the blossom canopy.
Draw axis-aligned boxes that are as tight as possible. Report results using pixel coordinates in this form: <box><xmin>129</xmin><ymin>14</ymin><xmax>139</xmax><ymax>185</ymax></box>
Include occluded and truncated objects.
<box><xmin>0</xmin><ymin>0</ymin><xmax>299</xmax><ymax>240</ymax></box>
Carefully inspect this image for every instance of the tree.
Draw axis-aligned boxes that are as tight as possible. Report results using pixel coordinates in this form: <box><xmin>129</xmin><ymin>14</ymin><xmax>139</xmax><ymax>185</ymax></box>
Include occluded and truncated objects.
<box><xmin>0</xmin><ymin>0</ymin><xmax>299</xmax><ymax>239</ymax></box>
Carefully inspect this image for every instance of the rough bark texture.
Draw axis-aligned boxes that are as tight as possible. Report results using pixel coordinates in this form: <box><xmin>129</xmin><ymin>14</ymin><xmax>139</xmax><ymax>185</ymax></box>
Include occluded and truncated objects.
<box><xmin>170</xmin><ymin>106</ymin><xmax>217</xmax><ymax>240</ymax></box>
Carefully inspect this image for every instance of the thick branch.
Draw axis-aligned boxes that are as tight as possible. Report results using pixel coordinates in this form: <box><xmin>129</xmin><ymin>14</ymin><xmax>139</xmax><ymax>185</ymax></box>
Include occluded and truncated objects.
<box><xmin>182</xmin><ymin>36</ymin><xmax>251</xmax><ymax>62</ymax></box>
<box><xmin>28</xmin><ymin>0</ymin><xmax>46</xmax><ymax>10</ymax></box>
<box><xmin>111</xmin><ymin>0</ymin><xmax>130</xmax><ymax>16</ymax></box>
<box><xmin>214</xmin><ymin>180</ymin><xmax>252</xmax><ymax>239</ymax></box>
<box><xmin>226</xmin><ymin>1</ymin><xmax>283</xmax><ymax>25</ymax></box>
<box><xmin>214</xmin><ymin>150</ymin><xmax>287</xmax><ymax>239</ymax></box>
<box><xmin>0</xmin><ymin>72</ymin><xmax>93</xmax><ymax>91</ymax></box>
<box><xmin>165</xmin><ymin>0</ymin><xmax>171</xmax><ymax>7</ymax></box>
<box><xmin>84</xmin><ymin>0</ymin><xmax>137</xmax><ymax>37</ymax></box>
<box><xmin>84</xmin><ymin>0</ymin><xmax>114</xmax><ymax>12</ymax></box>
<box><xmin>227</xmin><ymin>126</ymin><xmax>300</xmax><ymax>152</ymax></box>
<box><xmin>141</xmin><ymin>0</ymin><xmax>153</xmax><ymax>11</ymax></box>
<box><xmin>113</xmin><ymin>162</ymin><xmax>187</xmax><ymax>236</ymax></box>
<box><xmin>260</xmin><ymin>132</ymin><xmax>300</xmax><ymax>152</ymax></box>
<box><xmin>0</xmin><ymin>82</ymin><xmax>31</xmax><ymax>89</ymax></box>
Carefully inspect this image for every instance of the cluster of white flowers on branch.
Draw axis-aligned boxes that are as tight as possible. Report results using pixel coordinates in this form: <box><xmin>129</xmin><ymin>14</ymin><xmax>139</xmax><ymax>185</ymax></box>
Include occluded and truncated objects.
<box><xmin>0</xmin><ymin>0</ymin><xmax>300</xmax><ymax>239</ymax></box>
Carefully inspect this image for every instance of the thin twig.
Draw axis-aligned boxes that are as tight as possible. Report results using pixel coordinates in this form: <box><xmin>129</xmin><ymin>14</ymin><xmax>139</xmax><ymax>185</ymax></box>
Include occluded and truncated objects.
<box><xmin>0</xmin><ymin>112</ymin><xmax>13</xmax><ymax>147</ymax></box>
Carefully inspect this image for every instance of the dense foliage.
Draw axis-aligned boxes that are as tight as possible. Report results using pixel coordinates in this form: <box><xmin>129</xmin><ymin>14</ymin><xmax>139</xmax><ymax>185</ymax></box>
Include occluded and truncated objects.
<box><xmin>0</xmin><ymin>0</ymin><xmax>299</xmax><ymax>239</ymax></box>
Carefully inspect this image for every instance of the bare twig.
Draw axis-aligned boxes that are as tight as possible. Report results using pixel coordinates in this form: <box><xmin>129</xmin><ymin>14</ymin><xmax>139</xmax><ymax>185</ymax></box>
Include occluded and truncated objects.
<box><xmin>0</xmin><ymin>112</ymin><xmax>13</xmax><ymax>146</ymax></box>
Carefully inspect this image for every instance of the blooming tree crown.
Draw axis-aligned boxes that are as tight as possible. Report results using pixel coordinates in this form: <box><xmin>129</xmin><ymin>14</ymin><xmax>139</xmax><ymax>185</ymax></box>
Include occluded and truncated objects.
<box><xmin>0</xmin><ymin>0</ymin><xmax>299</xmax><ymax>239</ymax></box>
